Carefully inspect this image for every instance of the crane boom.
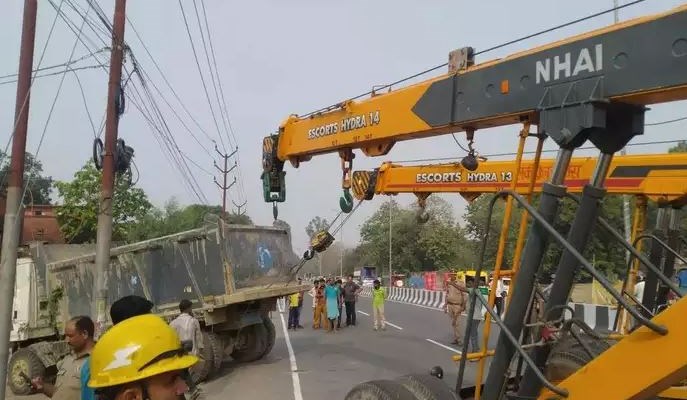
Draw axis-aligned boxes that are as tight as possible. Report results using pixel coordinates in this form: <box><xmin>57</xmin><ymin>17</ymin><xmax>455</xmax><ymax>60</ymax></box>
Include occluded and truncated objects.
<box><xmin>262</xmin><ymin>4</ymin><xmax>687</xmax><ymax>208</ymax></box>
<box><xmin>352</xmin><ymin>152</ymin><xmax>687</xmax><ymax>206</ymax></box>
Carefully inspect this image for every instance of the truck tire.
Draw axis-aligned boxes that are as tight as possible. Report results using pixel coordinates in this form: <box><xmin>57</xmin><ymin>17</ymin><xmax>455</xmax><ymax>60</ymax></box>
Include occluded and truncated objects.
<box><xmin>396</xmin><ymin>374</ymin><xmax>458</xmax><ymax>400</ymax></box>
<box><xmin>345</xmin><ymin>379</ymin><xmax>417</xmax><ymax>400</ymax></box>
<box><xmin>8</xmin><ymin>348</ymin><xmax>46</xmax><ymax>395</ymax></box>
<box><xmin>260</xmin><ymin>316</ymin><xmax>276</xmax><ymax>359</ymax></box>
<box><xmin>231</xmin><ymin>323</ymin><xmax>268</xmax><ymax>363</ymax></box>
<box><xmin>545</xmin><ymin>332</ymin><xmax>613</xmax><ymax>383</ymax></box>
<box><xmin>190</xmin><ymin>333</ymin><xmax>215</xmax><ymax>383</ymax></box>
<box><xmin>206</xmin><ymin>332</ymin><xmax>224</xmax><ymax>373</ymax></box>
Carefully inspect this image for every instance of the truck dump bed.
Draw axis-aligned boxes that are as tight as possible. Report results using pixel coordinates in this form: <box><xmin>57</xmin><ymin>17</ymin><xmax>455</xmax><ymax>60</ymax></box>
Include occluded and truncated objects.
<box><xmin>33</xmin><ymin>219</ymin><xmax>304</xmax><ymax>323</ymax></box>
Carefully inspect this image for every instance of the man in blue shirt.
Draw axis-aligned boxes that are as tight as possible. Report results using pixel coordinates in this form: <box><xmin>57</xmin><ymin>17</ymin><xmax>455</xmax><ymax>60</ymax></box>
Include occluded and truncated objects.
<box><xmin>80</xmin><ymin>295</ymin><xmax>154</xmax><ymax>400</ymax></box>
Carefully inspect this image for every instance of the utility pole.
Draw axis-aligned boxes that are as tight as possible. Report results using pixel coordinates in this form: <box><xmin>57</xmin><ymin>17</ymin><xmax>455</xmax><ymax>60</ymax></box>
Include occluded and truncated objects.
<box><xmin>0</xmin><ymin>1</ymin><xmax>37</xmax><ymax>398</ymax></box>
<box><xmin>614</xmin><ymin>0</ymin><xmax>632</xmax><ymax>262</ymax></box>
<box><xmin>340</xmin><ymin>227</ymin><xmax>344</xmax><ymax>277</ymax></box>
<box><xmin>214</xmin><ymin>145</ymin><xmax>237</xmax><ymax>218</ymax></box>
<box><xmin>93</xmin><ymin>0</ymin><xmax>128</xmax><ymax>336</ymax></box>
<box><xmin>232</xmin><ymin>200</ymin><xmax>247</xmax><ymax>215</ymax></box>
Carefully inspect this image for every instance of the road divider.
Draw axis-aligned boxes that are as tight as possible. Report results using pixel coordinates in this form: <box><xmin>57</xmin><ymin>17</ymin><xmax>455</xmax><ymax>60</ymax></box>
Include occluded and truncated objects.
<box><xmin>359</xmin><ymin>286</ymin><xmax>618</xmax><ymax>331</ymax></box>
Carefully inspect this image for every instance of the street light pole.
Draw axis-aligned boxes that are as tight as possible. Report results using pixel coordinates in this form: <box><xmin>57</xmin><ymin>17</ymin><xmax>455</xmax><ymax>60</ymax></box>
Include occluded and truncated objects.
<box><xmin>388</xmin><ymin>201</ymin><xmax>392</xmax><ymax>287</ymax></box>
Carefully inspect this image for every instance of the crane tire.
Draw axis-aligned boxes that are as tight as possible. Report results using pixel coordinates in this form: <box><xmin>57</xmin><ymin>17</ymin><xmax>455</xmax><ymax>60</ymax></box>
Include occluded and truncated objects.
<box><xmin>231</xmin><ymin>323</ymin><xmax>268</xmax><ymax>363</ymax></box>
<box><xmin>8</xmin><ymin>348</ymin><xmax>46</xmax><ymax>395</ymax></box>
<box><xmin>345</xmin><ymin>379</ymin><xmax>417</xmax><ymax>400</ymax></box>
<box><xmin>396</xmin><ymin>374</ymin><xmax>458</xmax><ymax>400</ymax></box>
<box><xmin>260</xmin><ymin>316</ymin><xmax>277</xmax><ymax>359</ymax></box>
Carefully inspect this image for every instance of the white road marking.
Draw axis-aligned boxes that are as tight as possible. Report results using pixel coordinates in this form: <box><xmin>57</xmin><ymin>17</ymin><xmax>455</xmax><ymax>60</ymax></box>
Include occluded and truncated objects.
<box><xmin>426</xmin><ymin>338</ymin><xmax>462</xmax><ymax>354</ymax></box>
<box><xmin>357</xmin><ymin>310</ymin><xmax>402</xmax><ymax>330</ymax></box>
<box><xmin>278</xmin><ymin>313</ymin><xmax>303</xmax><ymax>400</ymax></box>
<box><xmin>385</xmin><ymin>321</ymin><xmax>403</xmax><ymax>330</ymax></box>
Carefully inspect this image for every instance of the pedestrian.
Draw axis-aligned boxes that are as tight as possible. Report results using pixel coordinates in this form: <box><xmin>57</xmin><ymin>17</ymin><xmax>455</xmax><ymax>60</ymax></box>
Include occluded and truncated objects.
<box><xmin>335</xmin><ymin>279</ymin><xmax>344</xmax><ymax>329</ymax></box>
<box><xmin>444</xmin><ymin>274</ymin><xmax>468</xmax><ymax>345</ymax></box>
<box><xmin>372</xmin><ymin>279</ymin><xmax>387</xmax><ymax>331</ymax></box>
<box><xmin>296</xmin><ymin>278</ymin><xmax>305</xmax><ymax>329</ymax></box>
<box><xmin>494</xmin><ymin>276</ymin><xmax>506</xmax><ymax>317</ymax></box>
<box><xmin>87</xmin><ymin>314</ymin><xmax>199</xmax><ymax>400</ymax></box>
<box><xmin>287</xmin><ymin>290</ymin><xmax>301</xmax><ymax>329</ymax></box>
<box><xmin>170</xmin><ymin>300</ymin><xmax>204</xmax><ymax>357</ymax></box>
<box><xmin>109</xmin><ymin>294</ymin><xmax>154</xmax><ymax>324</ymax></box>
<box><xmin>465</xmin><ymin>277</ymin><xmax>486</xmax><ymax>354</ymax></box>
<box><xmin>312</xmin><ymin>279</ymin><xmax>328</xmax><ymax>329</ymax></box>
<box><xmin>342</xmin><ymin>274</ymin><xmax>361</xmax><ymax>327</ymax></box>
<box><xmin>325</xmin><ymin>278</ymin><xmax>340</xmax><ymax>332</ymax></box>
<box><xmin>32</xmin><ymin>316</ymin><xmax>95</xmax><ymax>400</ymax></box>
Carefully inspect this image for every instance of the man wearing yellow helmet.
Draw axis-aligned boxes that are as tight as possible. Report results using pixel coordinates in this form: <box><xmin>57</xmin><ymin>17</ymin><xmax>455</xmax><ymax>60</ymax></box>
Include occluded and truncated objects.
<box><xmin>88</xmin><ymin>314</ymin><xmax>198</xmax><ymax>400</ymax></box>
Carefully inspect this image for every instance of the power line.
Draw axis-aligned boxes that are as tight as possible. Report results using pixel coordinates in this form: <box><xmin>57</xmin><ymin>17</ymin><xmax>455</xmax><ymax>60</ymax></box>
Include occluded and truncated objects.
<box><xmin>646</xmin><ymin>115</ymin><xmax>687</xmax><ymax>126</ymax></box>
<box><xmin>0</xmin><ymin>64</ymin><xmax>105</xmax><ymax>86</ymax></box>
<box><xmin>180</xmin><ymin>152</ymin><xmax>213</xmax><ymax>175</ymax></box>
<box><xmin>49</xmin><ymin>1</ymin><xmax>211</xmax><ymax>205</ymax></box>
<box><xmin>197</xmin><ymin>0</ymin><xmax>247</xmax><ymax>205</ymax></box>
<box><xmin>300</xmin><ymin>0</ymin><xmax>650</xmax><ymax>119</ymax></box>
<box><xmin>178</xmin><ymin>0</ymin><xmax>228</xmax><ymax>152</ymax></box>
<box><xmin>0</xmin><ymin>48</ymin><xmax>107</xmax><ymax>80</ymax></box>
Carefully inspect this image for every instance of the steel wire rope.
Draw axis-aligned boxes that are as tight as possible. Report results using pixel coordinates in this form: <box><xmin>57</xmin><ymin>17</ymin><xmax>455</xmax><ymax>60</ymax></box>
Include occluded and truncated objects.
<box><xmin>298</xmin><ymin>0</ymin><xmax>651</xmax><ymax>119</ymax></box>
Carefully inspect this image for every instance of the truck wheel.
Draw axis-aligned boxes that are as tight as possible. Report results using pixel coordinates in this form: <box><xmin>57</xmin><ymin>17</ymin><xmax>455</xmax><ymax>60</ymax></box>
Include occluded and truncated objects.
<box><xmin>545</xmin><ymin>332</ymin><xmax>613</xmax><ymax>383</ymax></box>
<box><xmin>345</xmin><ymin>379</ymin><xmax>417</xmax><ymax>400</ymax></box>
<box><xmin>396</xmin><ymin>374</ymin><xmax>458</xmax><ymax>400</ymax></box>
<box><xmin>260</xmin><ymin>316</ymin><xmax>276</xmax><ymax>359</ymax></box>
<box><xmin>8</xmin><ymin>348</ymin><xmax>46</xmax><ymax>395</ymax></box>
<box><xmin>231</xmin><ymin>323</ymin><xmax>268</xmax><ymax>363</ymax></box>
<box><xmin>206</xmin><ymin>332</ymin><xmax>224</xmax><ymax>373</ymax></box>
<box><xmin>190</xmin><ymin>333</ymin><xmax>215</xmax><ymax>383</ymax></box>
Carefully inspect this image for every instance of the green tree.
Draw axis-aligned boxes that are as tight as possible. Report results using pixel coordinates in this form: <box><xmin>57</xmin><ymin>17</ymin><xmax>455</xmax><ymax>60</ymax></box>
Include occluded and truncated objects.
<box><xmin>305</xmin><ymin>216</ymin><xmax>329</xmax><ymax>238</ymax></box>
<box><xmin>127</xmin><ymin>198</ymin><xmax>253</xmax><ymax>241</ymax></box>
<box><xmin>0</xmin><ymin>151</ymin><xmax>53</xmax><ymax>204</ymax></box>
<box><xmin>54</xmin><ymin>161</ymin><xmax>152</xmax><ymax>243</ymax></box>
<box><xmin>668</xmin><ymin>140</ymin><xmax>687</xmax><ymax>153</ymax></box>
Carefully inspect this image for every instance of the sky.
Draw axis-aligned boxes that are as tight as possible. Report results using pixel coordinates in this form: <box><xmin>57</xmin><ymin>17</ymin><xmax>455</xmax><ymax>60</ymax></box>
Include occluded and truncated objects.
<box><xmin>1</xmin><ymin>0</ymin><xmax>686</xmax><ymax>254</ymax></box>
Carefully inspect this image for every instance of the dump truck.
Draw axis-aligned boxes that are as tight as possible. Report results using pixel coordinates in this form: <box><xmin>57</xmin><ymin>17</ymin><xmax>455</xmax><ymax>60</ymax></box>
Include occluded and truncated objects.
<box><xmin>8</xmin><ymin>217</ymin><xmax>309</xmax><ymax>395</ymax></box>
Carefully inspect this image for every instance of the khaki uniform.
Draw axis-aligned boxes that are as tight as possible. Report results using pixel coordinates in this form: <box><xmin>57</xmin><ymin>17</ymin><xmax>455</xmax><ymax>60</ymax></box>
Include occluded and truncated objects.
<box><xmin>446</xmin><ymin>281</ymin><xmax>467</xmax><ymax>344</ymax></box>
<box><xmin>52</xmin><ymin>353</ymin><xmax>89</xmax><ymax>400</ymax></box>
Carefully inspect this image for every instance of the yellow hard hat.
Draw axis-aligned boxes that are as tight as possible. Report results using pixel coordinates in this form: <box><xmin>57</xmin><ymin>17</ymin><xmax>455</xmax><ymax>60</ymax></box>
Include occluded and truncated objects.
<box><xmin>88</xmin><ymin>314</ymin><xmax>199</xmax><ymax>388</ymax></box>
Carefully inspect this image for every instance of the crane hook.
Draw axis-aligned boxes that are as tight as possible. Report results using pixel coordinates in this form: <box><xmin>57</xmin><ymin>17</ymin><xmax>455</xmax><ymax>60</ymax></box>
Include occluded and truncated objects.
<box><xmin>339</xmin><ymin>189</ymin><xmax>354</xmax><ymax>213</ymax></box>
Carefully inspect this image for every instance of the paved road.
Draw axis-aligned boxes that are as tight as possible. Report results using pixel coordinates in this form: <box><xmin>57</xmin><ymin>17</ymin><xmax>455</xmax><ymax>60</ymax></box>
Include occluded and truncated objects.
<box><xmin>203</xmin><ymin>295</ymin><xmax>501</xmax><ymax>399</ymax></box>
<box><xmin>5</xmin><ymin>296</ymin><xmax>500</xmax><ymax>400</ymax></box>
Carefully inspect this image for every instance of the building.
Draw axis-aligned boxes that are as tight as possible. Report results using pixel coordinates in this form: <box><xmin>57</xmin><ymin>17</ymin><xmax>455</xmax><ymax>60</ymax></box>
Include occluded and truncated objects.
<box><xmin>0</xmin><ymin>198</ymin><xmax>64</xmax><ymax>245</ymax></box>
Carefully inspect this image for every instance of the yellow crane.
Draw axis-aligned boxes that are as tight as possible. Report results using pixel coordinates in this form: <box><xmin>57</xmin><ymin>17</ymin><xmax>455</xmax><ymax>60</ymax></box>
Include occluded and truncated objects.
<box><xmin>261</xmin><ymin>4</ymin><xmax>687</xmax><ymax>399</ymax></box>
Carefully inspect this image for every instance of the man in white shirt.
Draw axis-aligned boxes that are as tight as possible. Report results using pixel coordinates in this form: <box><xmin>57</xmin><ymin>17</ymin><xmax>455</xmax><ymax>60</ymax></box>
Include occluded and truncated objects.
<box><xmin>634</xmin><ymin>272</ymin><xmax>645</xmax><ymax>304</ymax></box>
<box><xmin>170</xmin><ymin>299</ymin><xmax>204</xmax><ymax>356</ymax></box>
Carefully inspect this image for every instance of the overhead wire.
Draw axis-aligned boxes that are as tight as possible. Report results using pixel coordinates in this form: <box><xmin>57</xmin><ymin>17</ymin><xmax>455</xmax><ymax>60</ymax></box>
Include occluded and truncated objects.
<box><xmin>177</xmin><ymin>0</ymin><xmax>228</xmax><ymax>153</ymax></box>
<box><xmin>51</xmin><ymin>0</ymin><xmax>211</xmax><ymax>205</ymax></box>
<box><xmin>0</xmin><ymin>64</ymin><xmax>105</xmax><ymax>86</ymax></box>
<box><xmin>16</xmin><ymin>0</ymin><xmax>90</xmax><ymax>214</ymax></box>
<box><xmin>299</xmin><ymin>0</ymin><xmax>650</xmax><ymax>119</ymax></box>
<box><xmin>0</xmin><ymin>0</ymin><xmax>67</xmax><ymax>194</ymax></box>
<box><xmin>196</xmin><ymin>0</ymin><xmax>248</xmax><ymax>206</ymax></box>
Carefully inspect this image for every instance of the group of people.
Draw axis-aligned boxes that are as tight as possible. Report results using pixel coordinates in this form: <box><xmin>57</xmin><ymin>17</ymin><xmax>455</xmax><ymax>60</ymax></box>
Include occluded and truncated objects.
<box><xmin>286</xmin><ymin>274</ymin><xmax>388</xmax><ymax>332</ymax></box>
<box><xmin>444</xmin><ymin>275</ymin><xmax>489</xmax><ymax>353</ymax></box>
<box><xmin>29</xmin><ymin>294</ymin><xmax>205</xmax><ymax>400</ymax></box>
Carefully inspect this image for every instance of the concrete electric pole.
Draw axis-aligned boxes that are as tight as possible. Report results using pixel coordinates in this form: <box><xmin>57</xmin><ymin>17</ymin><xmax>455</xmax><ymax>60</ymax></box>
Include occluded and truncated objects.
<box><xmin>93</xmin><ymin>0</ymin><xmax>128</xmax><ymax>336</ymax></box>
<box><xmin>0</xmin><ymin>1</ymin><xmax>37</xmax><ymax>398</ymax></box>
<box><xmin>213</xmin><ymin>145</ymin><xmax>237</xmax><ymax>218</ymax></box>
